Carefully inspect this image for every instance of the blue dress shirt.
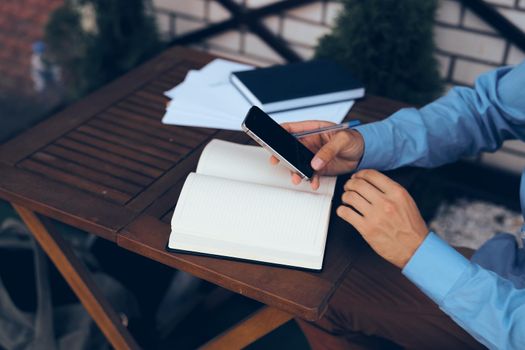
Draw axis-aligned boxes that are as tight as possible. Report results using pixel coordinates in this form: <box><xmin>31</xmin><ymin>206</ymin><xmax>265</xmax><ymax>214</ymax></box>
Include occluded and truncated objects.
<box><xmin>354</xmin><ymin>61</ymin><xmax>525</xmax><ymax>349</ymax></box>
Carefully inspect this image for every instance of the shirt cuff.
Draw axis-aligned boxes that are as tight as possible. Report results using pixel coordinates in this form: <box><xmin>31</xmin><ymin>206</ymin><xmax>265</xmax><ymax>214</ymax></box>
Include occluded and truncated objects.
<box><xmin>354</xmin><ymin>121</ymin><xmax>395</xmax><ymax>170</ymax></box>
<box><xmin>402</xmin><ymin>232</ymin><xmax>471</xmax><ymax>304</ymax></box>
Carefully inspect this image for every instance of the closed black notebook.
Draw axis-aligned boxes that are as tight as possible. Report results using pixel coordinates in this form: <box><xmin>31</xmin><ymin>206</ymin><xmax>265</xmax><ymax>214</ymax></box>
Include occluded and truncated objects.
<box><xmin>230</xmin><ymin>60</ymin><xmax>364</xmax><ymax>113</ymax></box>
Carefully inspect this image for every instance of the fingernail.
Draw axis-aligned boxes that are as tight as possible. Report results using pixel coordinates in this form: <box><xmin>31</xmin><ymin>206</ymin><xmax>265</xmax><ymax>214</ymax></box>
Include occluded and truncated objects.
<box><xmin>311</xmin><ymin>157</ymin><xmax>324</xmax><ymax>170</ymax></box>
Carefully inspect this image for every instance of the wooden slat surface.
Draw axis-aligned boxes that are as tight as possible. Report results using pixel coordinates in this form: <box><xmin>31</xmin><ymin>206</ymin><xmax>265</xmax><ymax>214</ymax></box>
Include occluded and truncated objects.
<box><xmin>76</xmin><ymin>123</ymin><xmax>181</xmax><ymax>163</ymax></box>
<box><xmin>118</xmin><ymin>167</ymin><xmax>415</xmax><ymax>321</ymax></box>
<box><xmin>66</xmin><ymin>130</ymin><xmax>172</xmax><ymax>170</ymax></box>
<box><xmin>118</xmin><ymin>205</ymin><xmax>364</xmax><ymax>321</ymax></box>
<box><xmin>42</xmin><ymin>144</ymin><xmax>154</xmax><ymax>186</ymax></box>
<box><xmin>0</xmin><ymin>47</ymin><xmax>209</xmax><ymax>165</ymax></box>
<box><xmin>0</xmin><ymin>163</ymin><xmax>134</xmax><ymax>241</ymax></box>
<box><xmin>0</xmin><ymin>47</ymin><xmax>218</xmax><ymax>239</ymax></box>
<box><xmin>55</xmin><ymin>137</ymin><xmax>164</xmax><ymax>178</ymax></box>
<box><xmin>18</xmin><ymin>159</ymin><xmax>133</xmax><ymax>204</ymax></box>
<box><xmin>30</xmin><ymin>152</ymin><xmax>142</xmax><ymax>194</ymax></box>
<box><xmin>6</xmin><ymin>49</ymin><xmax>218</xmax><ymax>211</ymax></box>
<box><xmin>0</xmin><ymin>46</ymin><xmax>413</xmax><ymax>322</ymax></box>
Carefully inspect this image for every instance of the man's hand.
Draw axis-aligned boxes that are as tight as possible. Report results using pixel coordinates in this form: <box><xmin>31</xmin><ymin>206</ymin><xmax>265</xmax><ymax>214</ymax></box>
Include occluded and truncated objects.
<box><xmin>270</xmin><ymin>120</ymin><xmax>365</xmax><ymax>190</ymax></box>
<box><xmin>337</xmin><ymin>169</ymin><xmax>429</xmax><ymax>269</ymax></box>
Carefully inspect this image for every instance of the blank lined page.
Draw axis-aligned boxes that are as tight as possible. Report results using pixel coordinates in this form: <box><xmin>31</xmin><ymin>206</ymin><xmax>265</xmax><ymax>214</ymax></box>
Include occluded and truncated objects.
<box><xmin>170</xmin><ymin>173</ymin><xmax>332</xmax><ymax>254</ymax></box>
<box><xmin>197</xmin><ymin>139</ymin><xmax>336</xmax><ymax>196</ymax></box>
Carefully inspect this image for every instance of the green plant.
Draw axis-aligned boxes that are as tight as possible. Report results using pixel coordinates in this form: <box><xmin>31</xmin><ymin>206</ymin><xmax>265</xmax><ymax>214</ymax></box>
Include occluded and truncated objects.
<box><xmin>316</xmin><ymin>0</ymin><xmax>443</xmax><ymax>105</ymax></box>
<box><xmin>45</xmin><ymin>0</ymin><xmax>161</xmax><ymax>100</ymax></box>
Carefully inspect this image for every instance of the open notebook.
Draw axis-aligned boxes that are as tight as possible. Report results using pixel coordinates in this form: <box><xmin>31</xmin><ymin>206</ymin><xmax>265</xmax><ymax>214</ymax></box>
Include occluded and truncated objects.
<box><xmin>168</xmin><ymin>139</ymin><xmax>337</xmax><ymax>270</ymax></box>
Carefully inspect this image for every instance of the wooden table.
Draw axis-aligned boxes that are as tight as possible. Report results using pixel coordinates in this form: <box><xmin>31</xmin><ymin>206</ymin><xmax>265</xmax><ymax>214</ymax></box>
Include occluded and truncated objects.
<box><xmin>0</xmin><ymin>46</ymin><xmax>412</xmax><ymax>349</ymax></box>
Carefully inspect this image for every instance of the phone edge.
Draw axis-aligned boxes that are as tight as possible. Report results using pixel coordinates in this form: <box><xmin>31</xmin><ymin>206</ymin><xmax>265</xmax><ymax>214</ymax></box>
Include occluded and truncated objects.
<box><xmin>241</xmin><ymin>122</ymin><xmax>310</xmax><ymax>180</ymax></box>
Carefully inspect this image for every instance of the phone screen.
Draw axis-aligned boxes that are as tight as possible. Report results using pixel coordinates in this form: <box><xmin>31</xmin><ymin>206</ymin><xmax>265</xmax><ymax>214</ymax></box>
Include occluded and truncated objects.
<box><xmin>242</xmin><ymin>106</ymin><xmax>315</xmax><ymax>179</ymax></box>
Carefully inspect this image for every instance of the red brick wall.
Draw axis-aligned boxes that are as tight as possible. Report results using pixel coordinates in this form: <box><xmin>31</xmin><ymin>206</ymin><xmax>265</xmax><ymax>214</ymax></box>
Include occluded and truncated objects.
<box><xmin>0</xmin><ymin>0</ymin><xmax>63</xmax><ymax>93</ymax></box>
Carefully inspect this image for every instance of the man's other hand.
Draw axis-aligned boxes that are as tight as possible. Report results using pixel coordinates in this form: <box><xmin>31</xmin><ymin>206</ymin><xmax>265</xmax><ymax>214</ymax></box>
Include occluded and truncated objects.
<box><xmin>337</xmin><ymin>169</ymin><xmax>429</xmax><ymax>269</ymax></box>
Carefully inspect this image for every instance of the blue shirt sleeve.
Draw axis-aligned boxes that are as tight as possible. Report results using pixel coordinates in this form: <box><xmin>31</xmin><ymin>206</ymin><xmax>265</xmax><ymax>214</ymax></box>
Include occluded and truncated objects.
<box><xmin>403</xmin><ymin>233</ymin><xmax>525</xmax><ymax>349</ymax></box>
<box><xmin>354</xmin><ymin>61</ymin><xmax>525</xmax><ymax>171</ymax></box>
<box><xmin>351</xmin><ymin>62</ymin><xmax>525</xmax><ymax>349</ymax></box>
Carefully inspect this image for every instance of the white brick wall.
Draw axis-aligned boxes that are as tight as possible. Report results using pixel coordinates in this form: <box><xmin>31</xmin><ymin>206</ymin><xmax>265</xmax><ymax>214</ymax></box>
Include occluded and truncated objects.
<box><xmin>245</xmin><ymin>0</ymin><xmax>281</xmax><ymax>7</ymax></box>
<box><xmin>325</xmin><ymin>1</ymin><xmax>343</xmax><ymax>26</ymax></box>
<box><xmin>434</xmin><ymin>0</ymin><xmax>525</xmax><ymax>87</ymax></box>
<box><xmin>435</xmin><ymin>53</ymin><xmax>451</xmax><ymax>77</ymax></box>
<box><xmin>432</xmin><ymin>0</ymin><xmax>525</xmax><ymax>174</ymax></box>
<box><xmin>208</xmin><ymin>2</ymin><xmax>230</xmax><ymax>22</ymax></box>
<box><xmin>434</xmin><ymin>26</ymin><xmax>506</xmax><ymax>63</ymax></box>
<box><xmin>508</xmin><ymin>44</ymin><xmax>525</xmax><ymax>64</ymax></box>
<box><xmin>243</xmin><ymin>32</ymin><xmax>286</xmax><ymax>63</ymax></box>
<box><xmin>452</xmin><ymin>59</ymin><xmax>498</xmax><ymax>85</ymax></box>
<box><xmin>486</xmin><ymin>0</ymin><xmax>515</xmax><ymax>6</ymax></box>
<box><xmin>281</xmin><ymin>17</ymin><xmax>330</xmax><ymax>47</ymax></box>
<box><xmin>463</xmin><ymin>9</ymin><xmax>497</xmax><ymax>33</ymax></box>
<box><xmin>152</xmin><ymin>0</ymin><xmax>525</xmax><ymax>82</ymax></box>
<box><xmin>153</xmin><ymin>0</ymin><xmax>525</xmax><ymax>174</ymax></box>
<box><xmin>175</xmin><ymin>17</ymin><xmax>207</xmax><ymax>36</ymax></box>
<box><xmin>152</xmin><ymin>0</ymin><xmax>338</xmax><ymax>65</ymax></box>
<box><xmin>288</xmin><ymin>3</ymin><xmax>324</xmax><ymax>22</ymax></box>
<box><xmin>207</xmin><ymin>31</ymin><xmax>242</xmax><ymax>52</ymax></box>
<box><xmin>155</xmin><ymin>11</ymin><xmax>172</xmax><ymax>40</ymax></box>
<box><xmin>154</xmin><ymin>0</ymin><xmax>207</xmax><ymax>18</ymax></box>
<box><xmin>499</xmin><ymin>8</ymin><xmax>525</xmax><ymax>31</ymax></box>
<box><xmin>262</xmin><ymin>15</ymin><xmax>281</xmax><ymax>34</ymax></box>
<box><xmin>436</xmin><ymin>0</ymin><xmax>462</xmax><ymax>25</ymax></box>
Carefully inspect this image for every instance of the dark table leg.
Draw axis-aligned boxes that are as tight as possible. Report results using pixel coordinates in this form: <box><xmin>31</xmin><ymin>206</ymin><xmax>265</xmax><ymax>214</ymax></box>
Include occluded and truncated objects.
<box><xmin>13</xmin><ymin>204</ymin><xmax>140</xmax><ymax>350</ymax></box>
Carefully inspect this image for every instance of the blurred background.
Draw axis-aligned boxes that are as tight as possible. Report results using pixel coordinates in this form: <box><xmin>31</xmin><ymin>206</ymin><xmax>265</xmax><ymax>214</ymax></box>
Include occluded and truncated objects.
<box><xmin>1</xmin><ymin>0</ymin><xmax>525</xmax><ymax>348</ymax></box>
<box><xmin>2</xmin><ymin>0</ymin><xmax>525</xmax><ymax>169</ymax></box>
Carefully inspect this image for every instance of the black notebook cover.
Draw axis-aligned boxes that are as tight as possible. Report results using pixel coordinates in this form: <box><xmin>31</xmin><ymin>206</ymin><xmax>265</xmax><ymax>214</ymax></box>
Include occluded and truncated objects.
<box><xmin>230</xmin><ymin>60</ymin><xmax>364</xmax><ymax>112</ymax></box>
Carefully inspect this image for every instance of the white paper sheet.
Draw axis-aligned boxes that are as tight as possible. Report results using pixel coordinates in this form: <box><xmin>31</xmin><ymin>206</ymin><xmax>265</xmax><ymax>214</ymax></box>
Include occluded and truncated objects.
<box><xmin>162</xmin><ymin>100</ymin><xmax>355</xmax><ymax>130</ymax></box>
<box><xmin>161</xmin><ymin>58</ymin><xmax>356</xmax><ymax>130</ymax></box>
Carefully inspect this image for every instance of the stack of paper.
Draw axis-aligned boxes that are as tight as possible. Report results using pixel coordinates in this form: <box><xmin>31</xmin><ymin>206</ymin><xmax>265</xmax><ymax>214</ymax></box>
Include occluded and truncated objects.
<box><xmin>162</xmin><ymin>58</ymin><xmax>355</xmax><ymax>130</ymax></box>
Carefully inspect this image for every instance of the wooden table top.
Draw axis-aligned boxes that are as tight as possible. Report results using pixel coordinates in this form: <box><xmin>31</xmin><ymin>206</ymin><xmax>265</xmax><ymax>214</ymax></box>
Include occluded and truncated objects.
<box><xmin>0</xmin><ymin>46</ymin><xmax>412</xmax><ymax>321</ymax></box>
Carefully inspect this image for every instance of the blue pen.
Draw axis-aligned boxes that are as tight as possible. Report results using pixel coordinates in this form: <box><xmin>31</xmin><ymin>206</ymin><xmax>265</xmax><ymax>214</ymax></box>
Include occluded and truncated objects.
<box><xmin>292</xmin><ymin>120</ymin><xmax>361</xmax><ymax>138</ymax></box>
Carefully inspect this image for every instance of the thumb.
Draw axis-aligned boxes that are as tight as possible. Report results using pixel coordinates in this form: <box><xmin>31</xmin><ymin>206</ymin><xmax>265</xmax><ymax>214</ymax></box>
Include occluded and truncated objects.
<box><xmin>311</xmin><ymin>141</ymin><xmax>339</xmax><ymax>171</ymax></box>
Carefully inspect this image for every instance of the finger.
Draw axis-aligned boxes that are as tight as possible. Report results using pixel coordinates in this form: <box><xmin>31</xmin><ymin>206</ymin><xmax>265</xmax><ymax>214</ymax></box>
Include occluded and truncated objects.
<box><xmin>281</xmin><ymin>120</ymin><xmax>336</xmax><ymax>134</ymax></box>
<box><xmin>310</xmin><ymin>133</ymin><xmax>348</xmax><ymax>171</ymax></box>
<box><xmin>353</xmin><ymin>169</ymin><xmax>399</xmax><ymax>194</ymax></box>
<box><xmin>336</xmin><ymin>205</ymin><xmax>365</xmax><ymax>231</ymax></box>
<box><xmin>291</xmin><ymin>172</ymin><xmax>302</xmax><ymax>185</ymax></box>
<box><xmin>341</xmin><ymin>190</ymin><xmax>371</xmax><ymax>215</ymax></box>
<box><xmin>344</xmin><ymin>177</ymin><xmax>383</xmax><ymax>204</ymax></box>
<box><xmin>269</xmin><ymin>155</ymin><xmax>279</xmax><ymax>165</ymax></box>
<box><xmin>310</xmin><ymin>174</ymin><xmax>320</xmax><ymax>190</ymax></box>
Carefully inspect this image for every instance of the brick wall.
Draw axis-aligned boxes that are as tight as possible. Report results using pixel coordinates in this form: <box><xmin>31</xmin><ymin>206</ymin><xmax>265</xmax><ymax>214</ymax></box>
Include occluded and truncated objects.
<box><xmin>153</xmin><ymin>0</ymin><xmax>525</xmax><ymax>174</ymax></box>
<box><xmin>153</xmin><ymin>0</ymin><xmax>341</xmax><ymax>65</ymax></box>
<box><xmin>434</xmin><ymin>0</ymin><xmax>525</xmax><ymax>173</ymax></box>
<box><xmin>435</xmin><ymin>0</ymin><xmax>525</xmax><ymax>88</ymax></box>
<box><xmin>0</xmin><ymin>0</ymin><xmax>63</xmax><ymax>94</ymax></box>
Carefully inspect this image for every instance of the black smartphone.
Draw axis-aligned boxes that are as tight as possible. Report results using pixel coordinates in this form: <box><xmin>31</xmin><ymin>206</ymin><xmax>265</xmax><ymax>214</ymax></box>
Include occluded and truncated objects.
<box><xmin>241</xmin><ymin>106</ymin><xmax>315</xmax><ymax>179</ymax></box>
